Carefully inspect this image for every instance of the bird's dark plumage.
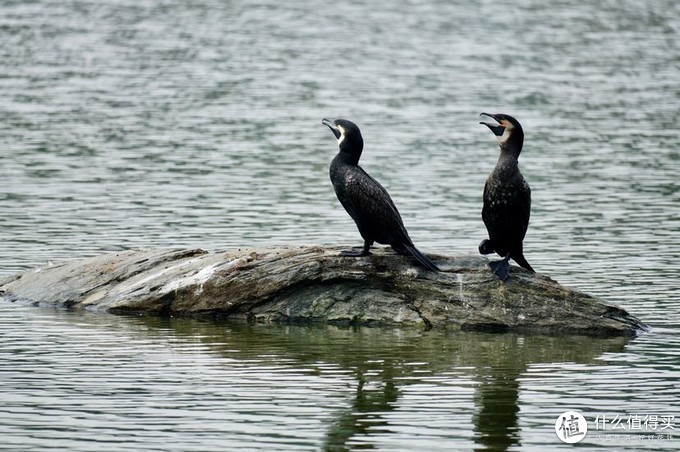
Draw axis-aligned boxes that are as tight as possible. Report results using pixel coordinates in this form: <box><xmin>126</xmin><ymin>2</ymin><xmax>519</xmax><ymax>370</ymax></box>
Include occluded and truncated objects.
<box><xmin>322</xmin><ymin>118</ymin><xmax>439</xmax><ymax>272</ymax></box>
<box><xmin>478</xmin><ymin>113</ymin><xmax>535</xmax><ymax>281</ymax></box>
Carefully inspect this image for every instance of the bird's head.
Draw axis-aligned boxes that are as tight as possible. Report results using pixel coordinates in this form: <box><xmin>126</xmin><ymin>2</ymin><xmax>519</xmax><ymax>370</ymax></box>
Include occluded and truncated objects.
<box><xmin>479</xmin><ymin>113</ymin><xmax>524</xmax><ymax>154</ymax></box>
<box><xmin>322</xmin><ymin>118</ymin><xmax>364</xmax><ymax>158</ymax></box>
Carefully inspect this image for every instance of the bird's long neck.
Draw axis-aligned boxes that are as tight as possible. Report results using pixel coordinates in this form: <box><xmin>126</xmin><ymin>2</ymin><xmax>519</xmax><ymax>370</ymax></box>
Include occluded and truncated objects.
<box><xmin>497</xmin><ymin>147</ymin><xmax>519</xmax><ymax>165</ymax></box>
<box><xmin>494</xmin><ymin>145</ymin><xmax>521</xmax><ymax>177</ymax></box>
<box><xmin>335</xmin><ymin>148</ymin><xmax>361</xmax><ymax>166</ymax></box>
<box><xmin>498</xmin><ymin>137</ymin><xmax>524</xmax><ymax>165</ymax></box>
<box><xmin>499</xmin><ymin>129</ymin><xmax>523</xmax><ymax>161</ymax></box>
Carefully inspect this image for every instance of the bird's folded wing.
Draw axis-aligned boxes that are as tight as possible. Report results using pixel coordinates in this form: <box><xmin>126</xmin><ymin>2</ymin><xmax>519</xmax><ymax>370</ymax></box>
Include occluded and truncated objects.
<box><xmin>343</xmin><ymin>168</ymin><xmax>411</xmax><ymax>242</ymax></box>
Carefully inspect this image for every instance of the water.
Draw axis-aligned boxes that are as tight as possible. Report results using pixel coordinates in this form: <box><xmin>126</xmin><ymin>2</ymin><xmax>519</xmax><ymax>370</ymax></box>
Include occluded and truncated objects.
<box><xmin>0</xmin><ymin>0</ymin><xmax>678</xmax><ymax>450</ymax></box>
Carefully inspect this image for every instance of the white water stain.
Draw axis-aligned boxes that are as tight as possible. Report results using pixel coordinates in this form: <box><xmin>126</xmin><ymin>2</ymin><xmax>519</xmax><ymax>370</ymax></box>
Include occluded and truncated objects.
<box><xmin>113</xmin><ymin>257</ymin><xmax>206</xmax><ymax>294</ymax></box>
<box><xmin>456</xmin><ymin>273</ymin><xmax>466</xmax><ymax>302</ymax></box>
<box><xmin>160</xmin><ymin>257</ymin><xmax>246</xmax><ymax>295</ymax></box>
<box><xmin>160</xmin><ymin>263</ymin><xmax>219</xmax><ymax>295</ymax></box>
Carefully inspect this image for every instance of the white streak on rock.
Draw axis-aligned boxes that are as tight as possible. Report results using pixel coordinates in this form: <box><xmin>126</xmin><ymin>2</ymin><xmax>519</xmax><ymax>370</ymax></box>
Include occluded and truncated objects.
<box><xmin>160</xmin><ymin>258</ymin><xmax>244</xmax><ymax>295</ymax></box>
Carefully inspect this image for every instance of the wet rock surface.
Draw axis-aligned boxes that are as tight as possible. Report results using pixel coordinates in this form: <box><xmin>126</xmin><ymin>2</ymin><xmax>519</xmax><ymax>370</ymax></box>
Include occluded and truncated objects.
<box><xmin>0</xmin><ymin>246</ymin><xmax>646</xmax><ymax>336</ymax></box>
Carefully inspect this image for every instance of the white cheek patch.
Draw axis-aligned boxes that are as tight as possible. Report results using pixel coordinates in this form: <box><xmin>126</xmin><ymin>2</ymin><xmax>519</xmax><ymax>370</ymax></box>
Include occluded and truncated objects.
<box><xmin>496</xmin><ymin>123</ymin><xmax>513</xmax><ymax>144</ymax></box>
<box><xmin>337</xmin><ymin>125</ymin><xmax>346</xmax><ymax>146</ymax></box>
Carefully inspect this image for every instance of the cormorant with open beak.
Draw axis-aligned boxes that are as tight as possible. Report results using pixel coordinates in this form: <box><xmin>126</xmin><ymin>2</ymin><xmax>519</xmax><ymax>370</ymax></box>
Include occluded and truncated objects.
<box><xmin>322</xmin><ymin>118</ymin><xmax>440</xmax><ymax>272</ymax></box>
<box><xmin>478</xmin><ymin>113</ymin><xmax>535</xmax><ymax>281</ymax></box>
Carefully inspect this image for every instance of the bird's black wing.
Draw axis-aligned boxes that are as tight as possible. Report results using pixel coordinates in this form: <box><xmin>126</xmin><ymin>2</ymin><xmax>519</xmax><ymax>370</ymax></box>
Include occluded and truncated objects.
<box><xmin>342</xmin><ymin>166</ymin><xmax>413</xmax><ymax>246</ymax></box>
<box><xmin>482</xmin><ymin>178</ymin><xmax>504</xmax><ymax>240</ymax></box>
<box><xmin>481</xmin><ymin>179</ymin><xmax>492</xmax><ymax>228</ymax></box>
<box><xmin>482</xmin><ymin>173</ymin><xmax>532</xmax><ymax>246</ymax></box>
<box><xmin>517</xmin><ymin>178</ymin><xmax>531</xmax><ymax>241</ymax></box>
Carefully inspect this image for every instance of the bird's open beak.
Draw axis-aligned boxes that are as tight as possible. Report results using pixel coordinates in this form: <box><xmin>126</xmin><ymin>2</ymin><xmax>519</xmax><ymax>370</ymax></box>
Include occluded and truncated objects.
<box><xmin>479</xmin><ymin>112</ymin><xmax>505</xmax><ymax>137</ymax></box>
<box><xmin>322</xmin><ymin>118</ymin><xmax>341</xmax><ymax>139</ymax></box>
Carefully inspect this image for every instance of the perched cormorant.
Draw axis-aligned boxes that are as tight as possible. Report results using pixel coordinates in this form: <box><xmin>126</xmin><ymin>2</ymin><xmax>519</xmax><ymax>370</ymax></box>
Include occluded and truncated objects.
<box><xmin>478</xmin><ymin>113</ymin><xmax>535</xmax><ymax>281</ymax></box>
<box><xmin>322</xmin><ymin>118</ymin><xmax>440</xmax><ymax>272</ymax></box>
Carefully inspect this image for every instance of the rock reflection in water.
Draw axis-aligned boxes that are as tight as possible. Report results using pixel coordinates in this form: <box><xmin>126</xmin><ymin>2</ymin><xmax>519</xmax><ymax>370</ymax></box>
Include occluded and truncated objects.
<box><xmin>141</xmin><ymin>317</ymin><xmax>629</xmax><ymax>451</ymax></box>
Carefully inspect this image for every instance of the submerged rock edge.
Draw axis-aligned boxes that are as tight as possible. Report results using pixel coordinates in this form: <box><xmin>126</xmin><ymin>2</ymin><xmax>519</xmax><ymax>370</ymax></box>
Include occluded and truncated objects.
<box><xmin>0</xmin><ymin>246</ymin><xmax>647</xmax><ymax>337</ymax></box>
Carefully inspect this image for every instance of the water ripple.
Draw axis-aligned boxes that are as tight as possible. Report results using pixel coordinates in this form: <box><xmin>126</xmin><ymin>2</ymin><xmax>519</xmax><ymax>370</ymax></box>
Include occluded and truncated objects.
<box><xmin>1</xmin><ymin>0</ymin><xmax>679</xmax><ymax>450</ymax></box>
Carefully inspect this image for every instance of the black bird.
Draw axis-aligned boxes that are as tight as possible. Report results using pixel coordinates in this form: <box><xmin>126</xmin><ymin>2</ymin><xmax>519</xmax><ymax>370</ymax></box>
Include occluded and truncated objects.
<box><xmin>478</xmin><ymin>113</ymin><xmax>535</xmax><ymax>281</ymax></box>
<box><xmin>322</xmin><ymin>118</ymin><xmax>439</xmax><ymax>272</ymax></box>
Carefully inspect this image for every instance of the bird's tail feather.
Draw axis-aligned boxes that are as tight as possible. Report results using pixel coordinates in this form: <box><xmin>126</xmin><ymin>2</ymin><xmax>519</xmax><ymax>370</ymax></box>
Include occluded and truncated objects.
<box><xmin>512</xmin><ymin>254</ymin><xmax>535</xmax><ymax>273</ymax></box>
<box><xmin>404</xmin><ymin>245</ymin><xmax>440</xmax><ymax>272</ymax></box>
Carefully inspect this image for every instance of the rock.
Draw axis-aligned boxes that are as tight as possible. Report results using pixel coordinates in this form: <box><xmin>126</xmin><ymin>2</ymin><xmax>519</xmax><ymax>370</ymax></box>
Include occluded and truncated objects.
<box><xmin>0</xmin><ymin>245</ymin><xmax>646</xmax><ymax>336</ymax></box>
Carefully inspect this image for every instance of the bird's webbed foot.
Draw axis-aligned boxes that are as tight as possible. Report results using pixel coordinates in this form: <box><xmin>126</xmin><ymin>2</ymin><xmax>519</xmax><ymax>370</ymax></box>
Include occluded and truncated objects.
<box><xmin>340</xmin><ymin>242</ymin><xmax>372</xmax><ymax>257</ymax></box>
<box><xmin>488</xmin><ymin>255</ymin><xmax>511</xmax><ymax>282</ymax></box>
<box><xmin>479</xmin><ymin>239</ymin><xmax>495</xmax><ymax>255</ymax></box>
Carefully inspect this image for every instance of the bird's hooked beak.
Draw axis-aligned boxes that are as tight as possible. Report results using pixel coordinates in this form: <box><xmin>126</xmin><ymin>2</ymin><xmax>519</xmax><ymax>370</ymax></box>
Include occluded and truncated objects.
<box><xmin>322</xmin><ymin>118</ymin><xmax>341</xmax><ymax>140</ymax></box>
<box><xmin>479</xmin><ymin>112</ymin><xmax>505</xmax><ymax>137</ymax></box>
